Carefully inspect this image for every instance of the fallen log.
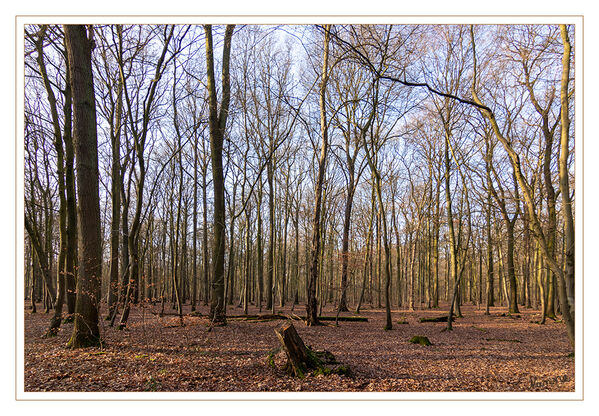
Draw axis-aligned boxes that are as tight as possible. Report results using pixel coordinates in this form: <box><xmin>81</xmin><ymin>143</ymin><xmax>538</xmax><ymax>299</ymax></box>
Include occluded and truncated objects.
<box><xmin>419</xmin><ymin>315</ymin><xmax>455</xmax><ymax>323</ymax></box>
<box><xmin>317</xmin><ymin>316</ymin><xmax>368</xmax><ymax>322</ymax></box>
<box><xmin>228</xmin><ymin>314</ymin><xmax>368</xmax><ymax>322</ymax></box>
<box><xmin>149</xmin><ymin>311</ymin><xmax>188</xmax><ymax>317</ymax></box>
<box><xmin>227</xmin><ymin>314</ymin><xmax>297</xmax><ymax>321</ymax></box>
<box><xmin>156</xmin><ymin>312</ymin><xmax>369</xmax><ymax>322</ymax></box>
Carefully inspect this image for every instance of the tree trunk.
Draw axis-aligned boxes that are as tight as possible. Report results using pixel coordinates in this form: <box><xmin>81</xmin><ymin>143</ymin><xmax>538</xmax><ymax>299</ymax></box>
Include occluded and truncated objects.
<box><xmin>444</xmin><ymin>132</ymin><xmax>458</xmax><ymax>331</ymax></box>
<box><xmin>338</xmin><ymin>182</ymin><xmax>355</xmax><ymax>313</ymax></box>
<box><xmin>191</xmin><ymin>133</ymin><xmax>199</xmax><ymax>311</ymax></box>
<box><xmin>107</xmin><ymin>80</ymin><xmax>122</xmax><ymax>320</ymax></box>
<box><xmin>34</xmin><ymin>28</ymin><xmax>68</xmax><ymax>336</ymax></box>
<box><xmin>64</xmin><ymin>25</ymin><xmax>103</xmax><ymax>348</ymax></box>
<box><xmin>29</xmin><ymin>240</ymin><xmax>37</xmax><ymax>313</ymax></box>
<box><xmin>204</xmin><ymin>24</ymin><xmax>235</xmax><ymax>325</ymax></box>
<box><xmin>256</xmin><ymin>181</ymin><xmax>264</xmax><ymax>311</ymax></box>
<box><xmin>557</xmin><ymin>24</ymin><xmax>575</xmax><ymax>345</ymax></box>
<box><xmin>202</xmin><ymin>164</ymin><xmax>209</xmax><ymax>305</ymax></box>
<box><xmin>355</xmin><ymin>188</ymin><xmax>375</xmax><ymax>314</ymax></box>
<box><xmin>506</xmin><ymin>222</ymin><xmax>519</xmax><ymax>314</ymax></box>
<box><xmin>266</xmin><ymin>160</ymin><xmax>275</xmax><ymax>311</ymax></box>
<box><xmin>307</xmin><ymin>25</ymin><xmax>332</xmax><ymax>326</ymax></box>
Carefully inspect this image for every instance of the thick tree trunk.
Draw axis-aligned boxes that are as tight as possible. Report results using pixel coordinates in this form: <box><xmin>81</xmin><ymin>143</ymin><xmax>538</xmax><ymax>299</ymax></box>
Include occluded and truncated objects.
<box><xmin>64</xmin><ymin>25</ymin><xmax>103</xmax><ymax>348</ymax></box>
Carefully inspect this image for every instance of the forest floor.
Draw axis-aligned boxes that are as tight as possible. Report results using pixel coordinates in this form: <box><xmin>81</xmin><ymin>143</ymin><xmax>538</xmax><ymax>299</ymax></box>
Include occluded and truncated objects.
<box><xmin>23</xmin><ymin>301</ymin><xmax>574</xmax><ymax>393</ymax></box>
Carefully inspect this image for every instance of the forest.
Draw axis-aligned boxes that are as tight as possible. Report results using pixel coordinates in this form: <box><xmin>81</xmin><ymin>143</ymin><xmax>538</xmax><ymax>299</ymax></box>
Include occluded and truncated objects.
<box><xmin>22</xmin><ymin>23</ymin><xmax>575</xmax><ymax>392</ymax></box>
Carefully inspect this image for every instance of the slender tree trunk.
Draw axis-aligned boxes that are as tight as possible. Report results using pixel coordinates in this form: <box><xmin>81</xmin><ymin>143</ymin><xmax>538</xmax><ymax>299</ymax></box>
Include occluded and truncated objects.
<box><xmin>393</xmin><ymin>202</ymin><xmax>402</xmax><ymax>308</ymax></box>
<box><xmin>191</xmin><ymin>134</ymin><xmax>199</xmax><ymax>311</ymax></box>
<box><xmin>202</xmin><ymin>165</ymin><xmax>209</xmax><ymax>305</ymax></box>
<box><xmin>30</xmin><ymin>240</ymin><xmax>37</xmax><ymax>313</ymax></box>
<box><xmin>445</xmin><ymin>133</ymin><xmax>459</xmax><ymax>331</ymax></box>
<box><xmin>107</xmin><ymin>81</ymin><xmax>122</xmax><ymax>320</ymax></box>
<box><xmin>338</xmin><ymin>181</ymin><xmax>355</xmax><ymax>313</ymax></box>
<box><xmin>33</xmin><ymin>27</ymin><xmax>70</xmax><ymax>333</ymax></box>
<box><xmin>244</xmin><ymin>209</ymin><xmax>252</xmax><ymax>314</ymax></box>
<box><xmin>484</xmin><ymin>153</ymin><xmax>494</xmax><ymax>314</ymax></box>
<box><xmin>172</xmin><ymin>69</ymin><xmax>185</xmax><ymax>324</ymax></box>
<box><xmin>355</xmin><ymin>196</ymin><xmax>374</xmax><ymax>314</ymax></box>
<box><xmin>409</xmin><ymin>231</ymin><xmax>416</xmax><ymax>311</ymax></box>
<box><xmin>256</xmin><ymin>182</ymin><xmax>264</xmax><ymax>311</ymax></box>
<box><xmin>204</xmin><ymin>24</ymin><xmax>235</xmax><ymax>325</ymax></box>
<box><xmin>534</xmin><ymin>240</ymin><xmax>547</xmax><ymax>324</ymax></box>
<box><xmin>557</xmin><ymin>24</ymin><xmax>575</xmax><ymax>346</ymax></box>
<box><xmin>506</xmin><ymin>222</ymin><xmax>519</xmax><ymax>314</ymax></box>
<box><xmin>64</xmin><ymin>112</ymin><xmax>77</xmax><ymax>316</ymax></box>
<box><xmin>281</xmin><ymin>199</ymin><xmax>289</xmax><ymax>307</ymax></box>
<box><xmin>266</xmin><ymin>160</ymin><xmax>275</xmax><ymax>311</ymax></box>
<box><xmin>307</xmin><ymin>25</ymin><xmax>332</xmax><ymax>326</ymax></box>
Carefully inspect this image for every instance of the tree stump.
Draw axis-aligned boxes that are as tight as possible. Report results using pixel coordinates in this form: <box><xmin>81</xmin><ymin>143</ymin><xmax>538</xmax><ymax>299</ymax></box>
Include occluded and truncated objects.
<box><xmin>274</xmin><ymin>322</ymin><xmax>318</xmax><ymax>377</ymax></box>
<box><xmin>273</xmin><ymin>322</ymin><xmax>350</xmax><ymax>378</ymax></box>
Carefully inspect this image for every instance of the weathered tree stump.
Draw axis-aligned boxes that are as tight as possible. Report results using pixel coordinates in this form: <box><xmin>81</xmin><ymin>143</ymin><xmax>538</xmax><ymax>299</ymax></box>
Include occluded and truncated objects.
<box><xmin>273</xmin><ymin>322</ymin><xmax>350</xmax><ymax>378</ymax></box>
<box><xmin>274</xmin><ymin>322</ymin><xmax>318</xmax><ymax>377</ymax></box>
